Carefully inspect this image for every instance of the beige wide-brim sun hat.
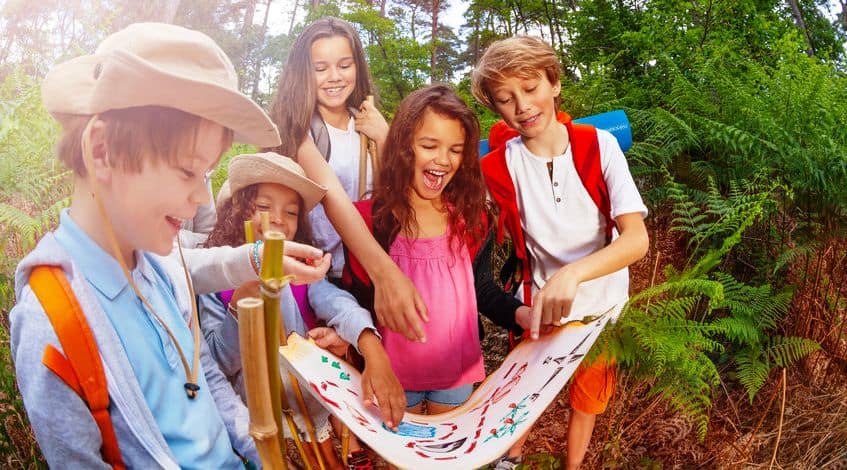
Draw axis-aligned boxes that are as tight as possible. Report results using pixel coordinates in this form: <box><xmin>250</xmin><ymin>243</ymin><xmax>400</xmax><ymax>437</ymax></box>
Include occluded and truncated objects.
<box><xmin>221</xmin><ymin>152</ymin><xmax>327</xmax><ymax>212</ymax></box>
<box><xmin>42</xmin><ymin>22</ymin><xmax>281</xmax><ymax>148</ymax></box>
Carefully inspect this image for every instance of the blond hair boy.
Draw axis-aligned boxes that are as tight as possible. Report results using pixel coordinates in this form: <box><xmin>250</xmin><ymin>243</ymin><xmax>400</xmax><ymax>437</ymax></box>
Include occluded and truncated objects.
<box><xmin>10</xmin><ymin>23</ymin><xmax>286</xmax><ymax>467</ymax></box>
<box><xmin>473</xmin><ymin>36</ymin><xmax>649</xmax><ymax>469</ymax></box>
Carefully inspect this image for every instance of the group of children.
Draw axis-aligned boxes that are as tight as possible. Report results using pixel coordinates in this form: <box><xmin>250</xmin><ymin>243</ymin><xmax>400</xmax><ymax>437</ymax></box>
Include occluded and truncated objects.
<box><xmin>10</xmin><ymin>16</ymin><xmax>647</xmax><ymax>470</ymax></box>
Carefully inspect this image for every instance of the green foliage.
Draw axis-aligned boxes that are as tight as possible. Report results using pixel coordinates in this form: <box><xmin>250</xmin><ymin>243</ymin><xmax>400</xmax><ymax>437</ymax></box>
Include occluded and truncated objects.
<box><xmin>0</xmin><ymin>71</ymin><xmax>59</xmax><ymax>466</ymax></box>
<box><xmin>345</xmin><ymin>3</ymin><xmax>429</xmax><ymax>116</ymax></box>
<box><xmin>598</xmin><ymin>175</ymin><xmax>819</xmax><ymax>439</ymax></box>
<box><xmin>0</xmin><ymin>0</ymin><xmax>844</xmax><ymax>463</ymax></box>
<box><xmin>633</xmin><ymin>50</ymin><xmax>847</xmax><ymax>239</ymax></box>
<box><xmin>210</xmin><ymin>143</ymin><xmax>256</xmax><ymax>196</ymax></box>
<box><xmin>664</xmin><ymin>170</ymin><xmax>783</xmax><ymax>265</ymax></box>
<box><xmin>0</xmin><ymin>72</ymin><xmax>69</xmax><ymax>309</ymax></box>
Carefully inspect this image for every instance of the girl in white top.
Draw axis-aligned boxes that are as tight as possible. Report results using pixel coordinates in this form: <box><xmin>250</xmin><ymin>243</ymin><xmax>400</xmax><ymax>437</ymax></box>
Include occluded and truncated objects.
<box><xmin>267</xmin><ymin>17</ymin><xmax>406</xmax><ymax>465</ymax></box>
<box><xmin>268</xmin><ymin>17</ymin><xmax>388</xmax><ymax>280</ymax></box>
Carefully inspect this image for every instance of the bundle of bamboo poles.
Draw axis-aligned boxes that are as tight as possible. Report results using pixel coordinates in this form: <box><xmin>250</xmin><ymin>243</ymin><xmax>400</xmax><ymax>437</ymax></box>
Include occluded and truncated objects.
<box><xmin>238</xmin><ymin>215</ymin><xmax>328</xmax><ymax>470</ymax></box>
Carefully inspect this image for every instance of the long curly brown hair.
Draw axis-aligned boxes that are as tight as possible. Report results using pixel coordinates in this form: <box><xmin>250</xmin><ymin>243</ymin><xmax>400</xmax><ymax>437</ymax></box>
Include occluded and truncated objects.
<box><xmin>372</xmin><ymin>84</ymin><xmax>489</xmax><ymax>249</ymax></box>
<box><xmin>204</xmin><ymin>184</ymin><xmax>313</xmax><ymax>248</ymax></box>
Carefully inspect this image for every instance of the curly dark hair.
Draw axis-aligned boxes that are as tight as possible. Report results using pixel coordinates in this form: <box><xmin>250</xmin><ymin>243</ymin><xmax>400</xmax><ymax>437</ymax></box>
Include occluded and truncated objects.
<box><xmin>372</xmin><ymin>84</ymin><xmax>489</xmax><ymax>249</ymax></box>
<box><xmin>205</xmin><ymin>184</ymin><xmax>314</xmax><ymax>248</ymax></box>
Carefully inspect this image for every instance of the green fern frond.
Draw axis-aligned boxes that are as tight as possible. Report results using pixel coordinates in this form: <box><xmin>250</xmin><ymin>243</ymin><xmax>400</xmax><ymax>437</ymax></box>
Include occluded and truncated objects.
<box><xmin>735</xmin><ymin>346</ymin><xmax>771</xmax><ymax>402</ymax></box>
<box><xmin>765</xmin><ymin>336</ymin><xmax>820</xmax><ymax>368</ymax></box>
<box><xmin>709</xmin><ymin>316</ymin><xmax>763</xmax><ymax>344</ymax></box>
<box><xmin>0</xmin><ymin>202</ymin><xmax>40</xmax><ymax>247</ymax></box>
<box><xmin>771</xmin><ymin>243</ymin><xmax>817</xmax><ymax>276</ymax></box>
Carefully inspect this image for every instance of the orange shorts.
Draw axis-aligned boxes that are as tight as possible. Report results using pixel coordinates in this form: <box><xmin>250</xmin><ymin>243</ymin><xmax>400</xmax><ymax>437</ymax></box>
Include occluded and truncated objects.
<box><xmin>569</xmin><ymin>354</ymin><xmax>616</xmax><ymax>415</ymax></box>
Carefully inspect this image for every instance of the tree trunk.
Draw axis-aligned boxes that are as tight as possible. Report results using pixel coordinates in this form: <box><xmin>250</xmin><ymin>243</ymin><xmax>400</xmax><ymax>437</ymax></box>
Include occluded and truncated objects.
<box><xmin>542</xmin><ymin>0</ymin><xmax>557</xmax><ymax>51</ymax></box>
<box><xmin>288</xmin><ymin>0</ymin><xmax>300</xmax><ymax>35</ymax></box>
<box><xmin>472</xmin><ymin>9</ymin><xmax>481</xmax><ymax>66</ymax></box>
<box><xmin>242</xmin><ymin>0</ymin><xmax>257</xmax><ymax>36</ymax></box>
<box><xmin>840</xmin><ymin>1</ymin><xmax>847</xmax><ymax>33</ymax></box>
<box><xmin>411</xmin><ymin>5</ymin><xmax>418</xmax><ymax>42</ymax></box>
<box><xmin>512</xmin><ymin>0</ymin><xmax>528</xmax><ymax>34</ymax></box>
<box><xmin>431</xmin><ymin>0</ymin><xmax>439</xmax><ymax>83</ymax></box>
<box><xmin>251</xmin><ymin>0</ymin><xmax>273</xmax><ymax>100</ymax></box>
<box><xmin>786</xmin><ymin>0</ymin><xmax>815</xmax><ymax>56</ymax></box>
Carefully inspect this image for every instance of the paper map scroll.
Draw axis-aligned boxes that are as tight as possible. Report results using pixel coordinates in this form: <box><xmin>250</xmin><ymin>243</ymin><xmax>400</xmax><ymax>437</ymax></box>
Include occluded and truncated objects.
<box><xmin>279</xmin><ymin>308</ymin><xmax>612</xmax><ymax>469</ymax></box>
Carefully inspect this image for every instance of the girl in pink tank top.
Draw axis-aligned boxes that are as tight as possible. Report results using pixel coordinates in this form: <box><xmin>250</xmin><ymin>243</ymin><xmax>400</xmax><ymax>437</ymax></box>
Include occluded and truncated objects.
<box><xmin>342</xmin><ymin>85</ymin><xmax>532</xmax><ymax>417</ymax></box>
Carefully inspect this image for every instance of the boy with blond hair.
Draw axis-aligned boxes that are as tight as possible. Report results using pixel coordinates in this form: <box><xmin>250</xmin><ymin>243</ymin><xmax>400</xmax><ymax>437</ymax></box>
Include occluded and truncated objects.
<box><xmin>8</xmin><ymin>23</ymin><xmax>306</xmax><ymax>467</ymax></box>
<box><xmin>472</xmin><ymin>36</ymin><xmax>649</xmax><ymax>469</ymax></box>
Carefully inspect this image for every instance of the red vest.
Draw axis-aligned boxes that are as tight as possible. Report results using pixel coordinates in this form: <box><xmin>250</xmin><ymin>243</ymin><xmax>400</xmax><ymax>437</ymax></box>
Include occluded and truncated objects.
<box><xmin>480</xmin><ymin>113</ymin><xmax>612</xmax><ymax>305</ymax></box>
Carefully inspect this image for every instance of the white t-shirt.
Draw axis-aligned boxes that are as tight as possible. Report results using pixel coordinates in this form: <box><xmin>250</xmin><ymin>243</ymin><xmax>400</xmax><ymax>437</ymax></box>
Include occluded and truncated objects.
<box><xmin>309</xmin><ymin>117</ymin><xmax>373</xmax><ymax>277</ymax></box>
<box><xmin>505</xmin><ymin>129</ymin><xmax>648</xmax><ymax>321</ymax></box>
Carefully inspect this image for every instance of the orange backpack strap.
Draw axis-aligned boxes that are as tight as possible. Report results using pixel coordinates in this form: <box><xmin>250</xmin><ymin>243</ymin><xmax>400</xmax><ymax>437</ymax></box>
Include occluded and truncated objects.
<box><xmin>30</xmin><ymin>265</ymin><xmax>126</xmax><ymax>469</ymax></box>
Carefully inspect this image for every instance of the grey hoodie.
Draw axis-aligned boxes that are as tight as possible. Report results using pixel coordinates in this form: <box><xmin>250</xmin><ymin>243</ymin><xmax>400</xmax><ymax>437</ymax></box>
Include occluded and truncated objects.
<box><xmin>10</xmin><ymin>233</ymin><xmax>257</xmax><ymax>469</ymax></box>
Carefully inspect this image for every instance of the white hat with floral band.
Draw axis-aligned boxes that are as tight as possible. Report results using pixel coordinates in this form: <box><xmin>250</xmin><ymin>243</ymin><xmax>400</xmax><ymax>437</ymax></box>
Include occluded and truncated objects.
<box><xmin>41</xmin><ymin>22</ymin><xmax>280</xmax><ymax>148</ymax></box>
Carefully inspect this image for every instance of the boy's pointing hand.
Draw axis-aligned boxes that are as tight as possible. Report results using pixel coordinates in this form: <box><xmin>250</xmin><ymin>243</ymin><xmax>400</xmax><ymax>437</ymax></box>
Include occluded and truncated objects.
<box><xmin>530</xmin><ymin>267</ymin><xmax>580</xmax><ymax>339</ymax></box>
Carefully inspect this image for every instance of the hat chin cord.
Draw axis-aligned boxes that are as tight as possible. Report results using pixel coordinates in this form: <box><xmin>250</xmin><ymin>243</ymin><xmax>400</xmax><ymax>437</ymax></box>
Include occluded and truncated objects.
<box><xmin>80</xmin><ymin>115</ymin><xmax>201</xmax><ymax>400</ymax></box>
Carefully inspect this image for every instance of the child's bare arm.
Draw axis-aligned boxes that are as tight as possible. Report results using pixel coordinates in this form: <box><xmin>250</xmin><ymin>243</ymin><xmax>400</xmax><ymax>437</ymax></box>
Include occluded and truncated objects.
<box><xmin>529</xmin><ymin>212</ymin><xmax>648</xmax><ymax>338</ymax></box>
<box><xmin>358</xmin><ymin>330</ymin><xmax>405</xmax><ymax>431</ymax></box>
<box><xmin>296</xmin><ymin>139</ymin><xmax>429</xmax><ymax>342</ymax></box>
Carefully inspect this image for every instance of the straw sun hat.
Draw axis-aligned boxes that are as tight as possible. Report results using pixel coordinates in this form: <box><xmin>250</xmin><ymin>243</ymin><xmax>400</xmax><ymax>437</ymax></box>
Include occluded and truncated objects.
<box><xmin>218</xmin><ymin>152</ymin><xmax>327</xmax><ymax>212</ymax></box>
<box><xmin>41</xmin><ymin>22</ymin><xmax>281</xmax><ymax>148</ymax></box>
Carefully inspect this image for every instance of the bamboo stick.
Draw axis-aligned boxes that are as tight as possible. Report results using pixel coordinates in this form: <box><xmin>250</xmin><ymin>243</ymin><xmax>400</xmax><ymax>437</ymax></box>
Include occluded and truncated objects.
<box><xmin>237</xmin><ymin>297</ymin><xmax>286</xmax><ymax>469</ymax></box>
<box><xmin>259</xmin><ymin>210</ymin><xmax>270</xmax><ymax>235</ymax></box>
<box><xmin>357</xmin><ymin>95</ymin><xmax>375</xmax><ymax>200</ymax></box>
<box><xmin>260</xmin><ymin>232</ymin><xmax>294</xmax><ymax>462</ymax></box>
<box><xmin>263</xmin><ymin>232</ymin><xmax>326</xmax><ymax>470</ymax></box>
<box><xmin>261</xmin><ymin>232</ymin><xmax>322</xmax><ymax>470</ymax></box>
<box><xmin>245</xmin><ymin>220</ymin><xmax>255</xmax><ymax>244</ymax></box>
<box><xmin>341</xmin><ymin>425</ymin><xmax>350</xmax><ymax>466</ymax></box>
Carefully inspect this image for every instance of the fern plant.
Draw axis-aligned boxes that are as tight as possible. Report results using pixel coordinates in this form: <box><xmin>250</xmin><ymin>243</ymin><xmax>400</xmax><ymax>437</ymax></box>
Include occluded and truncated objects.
<box><xmin>595</xmin><ymin>172</ymin><xmax>819</xmax><ymax>439</ymax></box>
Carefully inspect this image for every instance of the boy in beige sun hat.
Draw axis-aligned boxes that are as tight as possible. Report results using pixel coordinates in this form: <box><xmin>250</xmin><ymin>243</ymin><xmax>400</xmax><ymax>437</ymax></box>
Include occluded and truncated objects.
<box><xmin>9</xmin><ymin>23</ymin><xmax>328</xmax><ymax>468</ymax></box>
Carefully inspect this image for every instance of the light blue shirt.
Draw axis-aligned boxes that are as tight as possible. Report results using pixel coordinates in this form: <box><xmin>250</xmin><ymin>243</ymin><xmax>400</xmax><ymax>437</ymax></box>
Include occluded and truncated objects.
<box><xmin>54</xmin><ymin>209</ymin><xmax>240</xmax><ymax>469</ymax></box>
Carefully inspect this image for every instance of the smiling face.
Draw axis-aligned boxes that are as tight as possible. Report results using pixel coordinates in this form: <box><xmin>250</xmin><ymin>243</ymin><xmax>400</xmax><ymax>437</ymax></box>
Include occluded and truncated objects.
<box><xmin>491</xmin><ymin>72</ymin><xmax>561</xmax><ymax>141</ymax></box>
<box><xmin>408</xmin><ymin>108</ymin><xmax>466</xmax><ymax>206</ymax></box>
<box><xmin>250</xmin><ymin>182</ymin><xmax>301</xmax><ymax>241</ymax></box>
<box><xmin>104</xmin><ymin>119</ymin><xmax>226</xmax><ymax>260</ymax></box>
<box><xmin>311</xmin><ymin>35</ymin><xmax>357</xmax><ymax>119</ymax></box>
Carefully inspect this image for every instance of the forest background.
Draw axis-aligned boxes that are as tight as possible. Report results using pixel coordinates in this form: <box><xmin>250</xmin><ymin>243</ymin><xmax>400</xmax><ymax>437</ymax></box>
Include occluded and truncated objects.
<box><xmin>1</xmin><ymin>0</ymin><xmax>846</xmax><ymax>467</ymax></box>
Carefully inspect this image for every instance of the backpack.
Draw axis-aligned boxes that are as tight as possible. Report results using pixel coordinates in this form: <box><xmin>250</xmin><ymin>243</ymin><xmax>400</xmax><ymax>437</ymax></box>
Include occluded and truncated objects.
<box><xmin>29</xmin><ymin>265</ymin><xmax>125</xmax><ymax>469</ymax></box>
<box><xmin>482</xmin><ymin>113</ymin><xmax>614</xmax><ymax>301</ymax></box>
<box><xmin>310</xmin><ymin>109</ymin><xmax>378</xmax><ymax>200</ymax></box>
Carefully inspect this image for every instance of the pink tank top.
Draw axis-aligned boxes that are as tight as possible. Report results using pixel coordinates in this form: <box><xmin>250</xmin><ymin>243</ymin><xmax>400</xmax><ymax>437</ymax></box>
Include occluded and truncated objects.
<box><xmin>381</xmin><ymin>229</ymin><xmax>485</xmax><ymax>391</ymax></box>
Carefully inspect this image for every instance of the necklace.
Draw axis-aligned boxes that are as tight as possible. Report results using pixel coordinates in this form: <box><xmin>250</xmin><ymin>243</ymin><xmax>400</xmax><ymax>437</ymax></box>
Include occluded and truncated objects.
<box><xmin>82</xmin><ymin>116</ymin><xmax>201</xmax><ymax>399</ymax></box>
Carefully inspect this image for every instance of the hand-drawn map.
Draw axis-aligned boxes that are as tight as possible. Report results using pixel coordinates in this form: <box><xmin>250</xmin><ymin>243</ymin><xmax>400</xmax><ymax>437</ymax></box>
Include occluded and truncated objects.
<box><xmin>279</xmin><ymin>308</ymin><xmax>613</xmax><ymax>469</ymax></box>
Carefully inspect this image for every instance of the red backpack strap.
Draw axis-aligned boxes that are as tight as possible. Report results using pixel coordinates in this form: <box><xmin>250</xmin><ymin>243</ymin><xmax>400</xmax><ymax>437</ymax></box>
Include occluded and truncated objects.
<box><xmin>566</xmin><ymin>121</ymin><xmax>614</xmax><ymax>244</ymax></box>
<box><xmin>342</xmin><ymin>200</ymin><xmax>376</xmax><ymax>290</ymax></box>
<box><xmin>29</xmin><ymin>266</ymin><xmax>125</xmax><ymax>469</ymax></box>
